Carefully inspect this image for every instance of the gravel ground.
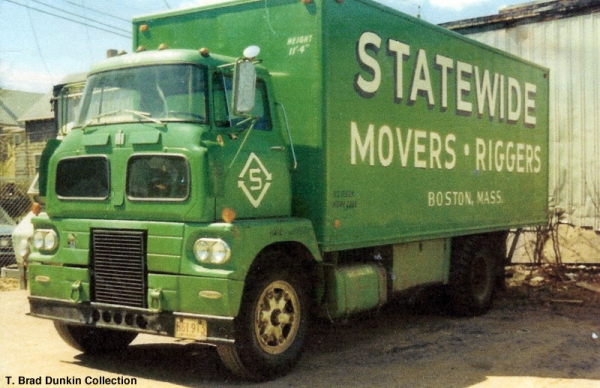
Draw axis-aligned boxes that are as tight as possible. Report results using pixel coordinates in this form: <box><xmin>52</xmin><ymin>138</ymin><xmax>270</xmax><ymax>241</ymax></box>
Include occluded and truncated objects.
<box><xmin>1</xmin><ymin>266</ymin><xmax>600</xmax><ymax>387</ymax></box>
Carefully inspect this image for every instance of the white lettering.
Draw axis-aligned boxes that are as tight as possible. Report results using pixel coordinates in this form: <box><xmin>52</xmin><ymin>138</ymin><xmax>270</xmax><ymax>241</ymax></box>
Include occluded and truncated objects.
<box><xmin>387</xmin><ymin>38</ymin><xmax>410</xmax><ymax>102</ymax></box>
<box><xmin>508</xmin><ymin>77</ymin><xmax>522</xmax><ymax>123</ymax></box>
<box><xmin>351</xmin><ymin>122</ymin><xmax>456</xmax><ymax>170</ymax></box>
<box><xmin>506</xmin><ymin>142</ymin><xmax>515</xmax><ymax>172</ymax></box>
<box><xmin>524</xmin><ymin>82</ymin><xmax>537</xmax><ymax>126</ymax></box>
<box><xmin>414</xmin><ymin>130</ymin><xmax>427</xmax><ymax>169</ymax></box>
<box><xmin>351</xmin><ymin>121</ymin><xmax>375</xmax><ymax>165</ymax></box>
<box><xmin>516</xmin><ymin>142</ymin><xmax>525</xmax><ymax>173</ymax></box>
<box><xmin>378</xmin><ymin>125</ymin><xmax>394</xmax><ymax>166</ymax></box>
<box><xmin>428</xmin><ymin>191</ymin><xmax>474</xmax><ymax>206</ymax></box>
<box><xmin>435</xmin><ymin>54</ymin><xmax>453</xmax><ymax>110</ymax></box>
<box><xmin>355</xmin><ymin>32</ymin><xmax>382</xmax><ymax>97</ymax></box>
<box><xmin>396</xmin><ymin>127</ymin><xmax>412</xmax><ymax>167</ymax></box>
<box><xmin>474</xmin><ymin>66</ymin><xmax>499</xmax><ymax>118</ymax></box>
<box><xmin>429</xmin><ymin>131</ymin><xmax>442</xmax><ymax>169</ymax></box>
<box><xmin>494</xmin><ymin>140</ymin><xmax>504</xmax><ymax>172</ymax></box>
<box><xmin>474</xmin><ymin>137</ymin><xmax>542</xmax><ymax>174</ymax></box>
<box><xmin>353</xmin><ymin>32</ymin><xmax>541</xmax><ymax>128</ymax></box>
<box><xmin>249</xmin><ymin>168</ymin><xmax>263</xmax><ymax>190</ymax></box>
<box><xmin>409</xmin><ymin>49</ymin><xmax>435</xmax><ymax>106</ymax></box>
<box><xmin>476</xmin><ymin>138</ymin><xmax>486</xmax><ymax>171</ymax></box>
<box><xmin>456</xmin><ymin>61</ymin><xmax>473</xmax><ymax>114</ymax></box>
<box><xmin>445</xmin><ymin>134</ymin><xmax>456</xmax><ymax>170</ymax></box>
<box><xmin>534</xmin><ymin>146</ymin><xmax>541</xmax><ymax>173</ymax></box>
<box><xmin>350</xmin><ymin>125</ymin><xmax>543</xmax><ymax>175</ymax></box>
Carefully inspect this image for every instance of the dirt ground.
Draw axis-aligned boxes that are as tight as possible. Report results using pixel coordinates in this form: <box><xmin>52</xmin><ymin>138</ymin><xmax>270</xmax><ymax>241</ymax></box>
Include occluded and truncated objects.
<box><xmin>1</xmin><ymin>266</ymin><xmax>600</xmax><ymax>387</ymax></box>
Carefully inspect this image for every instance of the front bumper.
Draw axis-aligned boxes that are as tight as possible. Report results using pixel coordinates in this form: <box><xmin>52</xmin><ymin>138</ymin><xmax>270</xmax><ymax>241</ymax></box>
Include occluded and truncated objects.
<box><xmin>29</xmin><ymin>296</ymin><xmax>235</xmax><ymax>345</ymax></box>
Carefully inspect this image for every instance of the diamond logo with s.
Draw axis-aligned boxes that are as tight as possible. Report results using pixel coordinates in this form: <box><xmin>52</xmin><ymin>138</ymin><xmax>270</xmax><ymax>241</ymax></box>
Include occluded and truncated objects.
<box><xmin>238</xmin><ymin>153</ymin><xmax>272</xmax><ymax>208</ymax></box>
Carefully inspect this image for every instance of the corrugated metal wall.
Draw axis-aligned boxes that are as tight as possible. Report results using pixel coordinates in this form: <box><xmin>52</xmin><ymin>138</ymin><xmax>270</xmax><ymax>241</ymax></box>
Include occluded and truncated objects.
<box><xmin>465</xmin><ymin>12</ymin><xmax>600</xmax><ymax>229</ymax></box>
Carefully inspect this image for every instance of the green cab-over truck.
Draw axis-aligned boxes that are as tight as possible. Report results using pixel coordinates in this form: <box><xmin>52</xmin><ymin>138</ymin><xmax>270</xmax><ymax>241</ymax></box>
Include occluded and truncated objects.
<box><xmin>25</xmin><ymin>0</ymin><xmax>549</xmax><ymax>380</ymax></box>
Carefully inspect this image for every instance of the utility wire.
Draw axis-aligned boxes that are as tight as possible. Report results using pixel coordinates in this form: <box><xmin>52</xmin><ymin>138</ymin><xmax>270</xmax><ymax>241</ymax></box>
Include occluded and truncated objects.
<box><xmin>62</xmin><ymin>0</ymin><xmax>130</xmax><ymax>22</ymax></box>
<box><xmin>4</xmin><ymin>0</ymin><xmax>130</xmax><ymax>38</ymax></box>
<box><xmin>29</xmin><ymin>0</ymin><xmax>129</xmax><ymax>33</ymax></box>
<box><xmin>78</xmin><ymin>0</ymin><xmax>95</xmax><ymax>63</ymax></box>
<box><xmin>25</xmin><ymin>0</ymin><xmax>54</xmax><ymax>86</ymax></box>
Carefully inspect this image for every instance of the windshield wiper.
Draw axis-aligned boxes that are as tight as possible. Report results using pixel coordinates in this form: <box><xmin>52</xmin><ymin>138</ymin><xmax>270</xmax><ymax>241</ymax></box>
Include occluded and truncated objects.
<box><xmin>81</xmin><ymin>109</ymin><xmax>165</xmax><ymax>132</ymax></box>
<box><xmin>126</xmin><ymin>110</ymin><xmax>165</xmax><ymax>126</ymax></box>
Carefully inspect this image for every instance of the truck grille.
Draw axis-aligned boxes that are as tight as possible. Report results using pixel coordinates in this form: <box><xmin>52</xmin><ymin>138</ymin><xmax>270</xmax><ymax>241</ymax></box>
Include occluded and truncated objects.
<box><xmin>91</xmin><ymin>229</ymin><xmax>147</xmax><ymax>308</ymax></box>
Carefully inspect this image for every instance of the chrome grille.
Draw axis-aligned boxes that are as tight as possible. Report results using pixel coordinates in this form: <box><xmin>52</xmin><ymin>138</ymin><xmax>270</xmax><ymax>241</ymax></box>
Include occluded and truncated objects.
<box><xmin>91</xmin><ymin>229</ymin><xmax>147</xmax><ymax>308</ymax></box>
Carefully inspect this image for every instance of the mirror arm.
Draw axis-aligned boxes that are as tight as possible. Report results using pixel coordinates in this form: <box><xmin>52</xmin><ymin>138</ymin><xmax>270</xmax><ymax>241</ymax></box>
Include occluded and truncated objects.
<box><xmin>228</xmin><ymin>119</ymin><xmax>257</xmax><ymax>170</ymax></box>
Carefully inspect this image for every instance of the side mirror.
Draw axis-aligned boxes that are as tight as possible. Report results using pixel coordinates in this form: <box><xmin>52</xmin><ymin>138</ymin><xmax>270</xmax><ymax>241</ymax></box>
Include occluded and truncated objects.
<box><xmin>232</xmin><ymin>60</ymin><xmax>257</xmax><ymax>115</ymax></box>
<box><xmin>232</xmin><ymin>46</ymin><xmax>260</xmax><ymax>116</ymax></box>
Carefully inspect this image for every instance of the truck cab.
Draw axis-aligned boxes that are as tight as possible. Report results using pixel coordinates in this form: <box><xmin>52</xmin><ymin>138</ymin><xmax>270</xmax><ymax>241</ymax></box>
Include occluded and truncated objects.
<box><xmin>28</xmin><ymin>47</ymin><xmax>321</xmax><ymax>380</ymax></box>
<box><xmin>47</xmin><ymin>49</ymin><xmax>291</xmax><ymax>222</ymax></box>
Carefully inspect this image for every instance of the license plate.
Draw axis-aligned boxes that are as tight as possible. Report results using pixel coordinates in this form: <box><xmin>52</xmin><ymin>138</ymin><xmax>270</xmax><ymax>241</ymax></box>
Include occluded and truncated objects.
<box><xmin>175</xmin><ymin>317</ymin><xmax>207</xmax><ymax>340</ymax></box>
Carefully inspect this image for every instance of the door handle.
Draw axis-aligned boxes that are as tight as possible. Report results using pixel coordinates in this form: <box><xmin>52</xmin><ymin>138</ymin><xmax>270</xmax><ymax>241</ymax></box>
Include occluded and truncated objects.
<box><xmin>270</xmin><ymin>146</ymin><xmax>285</xmax><ymax>151</ymax></box>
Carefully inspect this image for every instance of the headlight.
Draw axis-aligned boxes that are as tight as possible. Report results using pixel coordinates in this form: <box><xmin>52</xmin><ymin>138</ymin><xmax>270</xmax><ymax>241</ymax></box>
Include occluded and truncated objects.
<box><xmin>194</xmin><ymin>240</ymin><xmax>210</xmax><ymax>262</ymax></box>
<box><xmin>44</xmin><ymin>231</ymin><xmax>58</xmax><ymax>251</ymax></box>
<box><xmin>33</xmin><ymin>229</ymin><xmax>59</xmax><ymax>252</ymax></box>
<box><xmin>210</xmin><ymin>240</ymin><xmax>230</xmax><ymax>264</ymax></box>
<box><xmin>33</xmin><ymin>231</ymin><xmax>45</xmax><ymax>250</ymax></box>
<box><xmin>193</xmin><ymin>238</ymin><xmax>231</xmax><ymax>264</ymax></box>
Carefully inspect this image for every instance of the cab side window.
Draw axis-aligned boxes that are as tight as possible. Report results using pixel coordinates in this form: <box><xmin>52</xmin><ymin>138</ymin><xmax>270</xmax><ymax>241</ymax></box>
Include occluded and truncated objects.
<box><xmin>213</xmin><ymin>73</ymin><xmax>272</xmax><ymax>130</ymax></box>
<box><xmin>213</xmin><ymin>73</ymin><xmax>230</xmax><ymax>127</ymax></box>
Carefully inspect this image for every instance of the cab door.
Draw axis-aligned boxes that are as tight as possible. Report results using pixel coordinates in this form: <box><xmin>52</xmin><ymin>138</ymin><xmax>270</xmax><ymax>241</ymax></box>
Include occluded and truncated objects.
<box><xmin>211</xmin><ymin>72</ymin><xmax>291</xmax><ymax>220</ymax></box>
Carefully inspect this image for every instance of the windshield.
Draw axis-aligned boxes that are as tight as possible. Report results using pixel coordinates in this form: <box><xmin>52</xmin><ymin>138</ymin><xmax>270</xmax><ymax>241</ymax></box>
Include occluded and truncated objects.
<box><xmin>76</xmin><ymin>65</ymin><xmax>207</xmax><ymax>127</ymax></box>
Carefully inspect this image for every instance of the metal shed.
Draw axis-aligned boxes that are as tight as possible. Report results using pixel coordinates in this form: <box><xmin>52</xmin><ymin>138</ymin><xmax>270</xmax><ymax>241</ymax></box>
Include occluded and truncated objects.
<box><xmin>443</xmin><ymin>0</ymin><xmax>600</xmax><ymax>230</ymax></box>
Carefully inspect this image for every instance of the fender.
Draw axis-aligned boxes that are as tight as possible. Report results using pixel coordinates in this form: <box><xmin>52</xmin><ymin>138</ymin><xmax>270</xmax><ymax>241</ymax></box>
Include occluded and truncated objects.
<box><xmin>183</xmin><ymin>218</ymin><xmax>322</xmax><ymax>279</ymax></box>
<box><xmin>182</xmin><ymin>217</ymin><xmax>324</xmax><ymax>314</ymax></box>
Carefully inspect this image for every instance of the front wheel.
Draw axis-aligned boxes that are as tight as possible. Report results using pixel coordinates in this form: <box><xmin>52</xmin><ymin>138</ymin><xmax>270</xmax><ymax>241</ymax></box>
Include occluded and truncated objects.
<box><xmin>217</xmin><ymin>270</ymin><xmax>309</xmax><ymax>381</ymax></box>
<box><xmin>54</xmin><ymin>322</ymin><xmax>138</xmax><ymax>354</ymax></box>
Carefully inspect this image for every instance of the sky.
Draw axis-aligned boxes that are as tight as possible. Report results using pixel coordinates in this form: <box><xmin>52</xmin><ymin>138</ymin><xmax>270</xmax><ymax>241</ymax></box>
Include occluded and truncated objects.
<box><xmin>0</xmin><ymin>0</ymin><xmax>533</xmax><ymax>94</ymax></box>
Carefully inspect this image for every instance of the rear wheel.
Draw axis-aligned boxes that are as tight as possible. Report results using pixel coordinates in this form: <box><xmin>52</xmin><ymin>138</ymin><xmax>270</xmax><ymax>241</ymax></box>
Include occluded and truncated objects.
<box><xmin>217</xmin><ymin>269</ymin><xmax>309</xmax><ymax>381</ymax></box>
<box><xmin>54</xmin><ymin>322</ymin><xmax>138</xmax><ymax>353</ymax></box>
<box><xmin>448</xmin><ymin>233</ymin><xmax>504</xmax><ymax>316</ymax></box>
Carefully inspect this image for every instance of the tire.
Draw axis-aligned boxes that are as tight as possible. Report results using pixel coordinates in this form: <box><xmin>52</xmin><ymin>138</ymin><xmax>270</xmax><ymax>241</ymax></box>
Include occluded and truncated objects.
<box><xmin>448</xmin><ymin>234</ymin><xmax>500</xmax><ymax>316</ymax></box>
<box><xmin>54</xmin><ymin>322</ymin><xmax>138</xmax><ymax>354</ymax></box>
<box><xmin>217</xmin><ymin>269</ymin><xmax>309</xmax><ymax>381</ymax></box>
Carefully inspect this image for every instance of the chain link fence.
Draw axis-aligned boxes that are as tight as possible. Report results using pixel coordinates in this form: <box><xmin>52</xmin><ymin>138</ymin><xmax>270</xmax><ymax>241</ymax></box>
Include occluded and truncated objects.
<box><xmin>0</xmin><ymin>177</ymin><xmax>34</xmax><ymax>275</ymax></box>
<box><xmin>0</xmin><ymin>177</ymin><xmax>34</xmax><ymax>224</ymax></box>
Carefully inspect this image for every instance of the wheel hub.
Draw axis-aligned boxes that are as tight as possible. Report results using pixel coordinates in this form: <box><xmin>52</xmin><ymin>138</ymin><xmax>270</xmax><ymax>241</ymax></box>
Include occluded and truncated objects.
<box><xmin>255</xmin><ymin>280</ymin><xmax>300</xmax><ymax>354</ymax></box>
